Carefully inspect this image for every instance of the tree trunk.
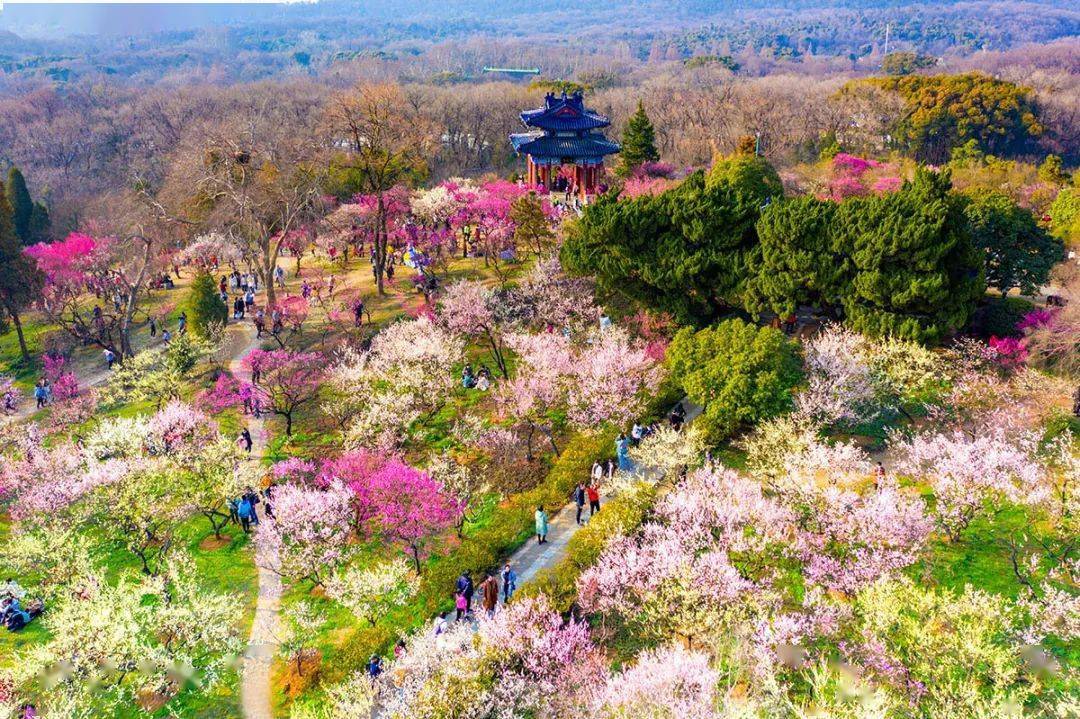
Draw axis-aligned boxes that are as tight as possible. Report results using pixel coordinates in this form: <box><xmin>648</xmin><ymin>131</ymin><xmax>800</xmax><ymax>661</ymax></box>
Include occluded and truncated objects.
<box><xmin>9</xmin><ymin>311</ymin><xmax>30</xmax><ymax>362</ymax></box>
<box><xmin>374</xmin><ymin>196</ymin><xmax>388</xmax><ymax>295</ymax></box>
<box><xmin>120</xmin><ymin>237</ymin><xmax>153</xmax><ymax>359</ymax></box>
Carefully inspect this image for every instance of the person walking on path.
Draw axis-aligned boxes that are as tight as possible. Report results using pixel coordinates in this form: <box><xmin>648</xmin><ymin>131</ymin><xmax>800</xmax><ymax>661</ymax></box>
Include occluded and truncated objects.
<box><xmin>240</xmin><ymin>428</ymin><xmax>253</xmax><ymax>454</ymax></box>
<box><xmin>481</xmin><ymin>574</ymin><xmax>499</xmax><ymax>617</ymax></box>
<box><xmin>500</xmin><ymin>563</ymin><xmax>517</xmax><ymax>603</ymax></box>
<box><xmin>535</xmin><ymin>506</ymin><xmax>549</xmax><ymax>544</ymax></box>
<box><xmin>454</xmin><ymin>591</ymin><xmax>468</xmax><ymax>621</ymax></box>
<box><xmin>433</xmin><ymin>611</ymin><xmax>449</xmax><ymax>636</ymax></box>
<box><xmin>616</xmin><ymin>434</ymin><xmax>633</xmax><ymax>472</ymax></box>
<box><xmin>103</xmin><ymin>349</ymin><xmax>116</xmax><ymax>370</ymax></box>
<box><xmin>238</xmin><ymin>496</ymin><xmax>255</xmax><ymax>533</ymax></box>
<box><xmin>587</xmin><ymin>481</ymin><xmax>601</xmax><ymax>517</ymax></box>
<box><xmin>573</xmin><ymin>483</ymin><xmax>586</xmax><ymax>525</ymax></box>
<box><xmin>455</xmin><ymin>571</ymin><xmax>474</xmax><ymax>615</ymax></box>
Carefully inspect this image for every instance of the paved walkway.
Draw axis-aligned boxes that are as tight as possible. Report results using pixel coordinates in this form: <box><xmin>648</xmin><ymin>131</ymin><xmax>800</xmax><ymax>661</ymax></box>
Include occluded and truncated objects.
<box><xmin>453</xmin><ymin>401</ymin><xmax>703</xmax><ymax>619</ymax></box>
<box><xmin>234</xmin><ymin>327</ymin><xmax>280</xmax><ymax>719</ymax></box>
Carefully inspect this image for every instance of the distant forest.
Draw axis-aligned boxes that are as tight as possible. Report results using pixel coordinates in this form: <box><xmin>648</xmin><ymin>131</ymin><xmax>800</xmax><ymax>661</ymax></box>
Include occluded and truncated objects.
<box><xmin>0</xmin><ymin>0</ymin><xmax>1076</xmax><ymax>84</ymax></box>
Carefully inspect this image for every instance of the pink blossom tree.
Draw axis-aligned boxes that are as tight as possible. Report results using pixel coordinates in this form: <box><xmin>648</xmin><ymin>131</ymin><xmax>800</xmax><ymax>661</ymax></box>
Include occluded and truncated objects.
<box><xmin>203</xmin><ymin>349</ymin><xmax>324</xmax><ymax>435</ymax></box>
<box><xmin>320</xmin><ymin>449</ymin><xmax>462</xmax><ymax>573</ymax></box>
<box><xmin>254</xmin><ymin>480</ymin><xmax>354</xmax><ymax>585</ymax></box>
<box><xmin>27</xmin><ymin>231</ymin><xmax>167</xmax><ymax>359</ymax></box>
<box><xmin>498</xmin><ymin>328</ymin><xmax>663</xmax><ymax>455</ymax></box>
<box><xmin>894</xmin><ymin>425</ymin><xmax>1048</xmax><ymax>540</ymax></box>
<box><xmin>594</xmin><ymin>646</ymin><xmax>719</xmax><ymax>719</ymax></box>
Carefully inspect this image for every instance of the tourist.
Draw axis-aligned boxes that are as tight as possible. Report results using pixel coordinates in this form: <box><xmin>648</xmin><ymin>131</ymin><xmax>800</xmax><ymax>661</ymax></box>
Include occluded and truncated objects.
<box><xmin>606</xmin><ymin>458</ymin><xmax>615</xmax><ymax>479</ymax></box>
<box><xmin>103</xmin><ymin>349</ymin><xmax>116</xmax><ymax>370</ymax></box>
<box><xmin>535</xmin><ymin>505</ymin><xmax>549</xmax><ymax>544</ymax></box>
<box><xmin>219</xmin><ymin>276</ymin><xmax>228</xmax><ymax>295</ymax></box>
<box><xmin>394</xmin><ymin>639</ymin><xmax>407</xmax><ymax>659</ymax></box>
<box><xmin>353</xmin><ymin>299</ymin><xmax>365</xmax><ymax>328</ymax></box>
<box><xmin>454</xmin><ymin>591</ymin><xmax>468</xmax><ymax>621</ymax></box>
<box><xmin>34</xmin><ymin>381</ymin><xmax>46</xmax><ymax>409</ymax></box>
<box><xmin>237</xmin><ymin>496</ymin><xmax>255</xmax><ymax>533</ymax></box>
<box><xmin>476</xmin><ymin>366</ymin><xmax>491</xmax><ymax>392</ymax></box>
<box><xmin>434</xmin><ymin>611</ymin><xmax>449</xmax><ymax>636</ymax></box>
<box><xmin>462</xmin><ymin>364</ymin><xmax>475</xmax><ymax>389</ymax></box>
<box><xmin>274</xmin><ymin>266</ymin><xmax>286</xmax><ymax>289</ymax></box>
<box><xmin>599</xmin><ymin>312</ymin><xmax>612</xmax><ymax>333</ymax></box>
<box><xmin>254</xmin><ymin>309</ymin><xmax>266</xmax><ymax>338</ymax></box>
<box><xmin>574</xmin><ymin>482</ymin><xmax>586</xmax><ymax>525</ymax></box>
<box><xmin>367</xmin><ymin>654</ymin><xmax>383</xmax><ymax>678</ymax></box>
<box><xmin>162</xmin><ymin>329</ymin><xmax>172</xmax><ymax>345</ymax></box>
<box><xmin>630</xmin><ymin>422</ymin><xmax>643</xmax><ymax>445</ymax></box>
<box><xmin>242</xmin><ymin>487</ymin><xmax>262</xmax><ymax>526</ymax></box>
<box><xmin>587</xmin><ymin>481</ymin><xmax>601</xmax><ymax>517</ymax></box>
<box><xmin>591</xmin><ymin>459</ymin><xmax>604</xmax><ymax>486</ymax></box>
<box><xmin>874</xmin><ymin>461</ymin><xmax>886</xmax><ymax>489</ymax></box>
<box><xmin>240</xmin><ymin>428</ymin><xmax>253</xmax><ymax>454</ymax></box>
<box><xmin>178</xmin><ymin>312</ymin><xmax>187</xmax><ymax>334</ymax></box>
<box><xmin>245</xmin><ymin>288</ymin><xmax>255</xmax><ymax>310</ymax></box>
<box><xmin>233</xmin><ymin>296</ymin><xmax>245</xmax><ymax>320</ymax></box>
<box><xmin>149</xmin><ymin>317</ymin><xmax>157</xmax><ymax>337</ymax></box>
<box><xmin>500</xmin><ymin>563</ymin><xmax>517</xmax><ymax>602</ymax></box>
<box><xmin>481</xmin><ymin>573</ymin><xmax>499</xmax><ymax>617</ymax></box>
<box><xmin>669</xmin><ymin>402</ymin><xmax>686</xmax><ymax>431</ymax></box>
<box><xmin>263</xmin><ymin>484</ymin><xmax>275</xmax><ymax>519</ymax></box>
<box><xmin>616</xmin><ymin>433</ymin><xmax>633</xmax><ymax>472</ymax></box>
<box><xmin>455</xmin><ymin>571</ymin><xmax>474</xmax><ymax>614</ymax></box>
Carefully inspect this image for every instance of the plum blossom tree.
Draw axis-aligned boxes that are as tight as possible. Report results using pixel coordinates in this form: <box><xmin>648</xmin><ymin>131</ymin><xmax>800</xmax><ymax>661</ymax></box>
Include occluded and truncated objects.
<box><xmin>795</xmin><ymin>485</ymin><xmax>932</xmax><ymax>595</ymax></box>
<box><xmin>178</xmin><ymin>231</ymin><xmax>244</xmax><ymax>271</ymax></box>
<box><xmin>0</xmin><ymin>554</ymin><xmax>242</xmax><ymax>716</ymax></box>
<box><xmin>437</xmin><ymin>280</ymin><xmax>520</xmax><ymax>378</ymax></box>
<box><xmin>324</xmin><ymin>558</ymin><xmax>419</xmax><ymax>626</ymax></box>
<box><xmin>593</xmin><ymin>646</ymin><xmax>719</xmax><ymax>719</ymax></box>
<box><xmin>254</xmin><ymin>481</ymin><xmax>354</xmax><ymax>585</ymax></box>
<box><xmin>324</xmin><ymin>317</ymin><xmax>463</xmax><ymax>448</ymax></box>
<box><xmin>321</xmin><ymin>450</ymin><xmax>462</xmax><ymax>573</ymax></box>
<box><xmin>378</xmin><ymin>595</ymin><xmax>602</xmax><ymax>719</ymax></box>
<box><xmin>498</xmin><ymin>328</ymin><xmax>663</xmax><ymax>455</ymax></box>
<box><xmin>894</xmin><ymin>424</ymin><xmax>1048</xmax><ymax>540</ymax></box>
<box><xmin>27</xmin><ymin>230</ymin><xmax>169</xmax><ymax>359</ymax></box>
<box><xmin>205</xmin><ymin>348</ymin><xmax>324</xmax><ymax>435</ymax></box>
<box><xmin>579</xmin><ymin>466</ymin><xmax>793</xmax><ymax>649</ymax></box>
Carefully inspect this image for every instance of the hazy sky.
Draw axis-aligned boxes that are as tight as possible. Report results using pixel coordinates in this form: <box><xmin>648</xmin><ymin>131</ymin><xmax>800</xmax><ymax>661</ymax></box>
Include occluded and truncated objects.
<box><xmin>0</xmin><ymin>2</ymin><xmax>299</xmax><ymax>36</ymax></box>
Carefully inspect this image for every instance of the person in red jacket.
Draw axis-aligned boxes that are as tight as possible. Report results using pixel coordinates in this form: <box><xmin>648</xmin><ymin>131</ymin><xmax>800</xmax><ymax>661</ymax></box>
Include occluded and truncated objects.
<box><xmin>586</xmin><ymin>482</ymin><xmax>600</xmax><ymax>517</ymax></box>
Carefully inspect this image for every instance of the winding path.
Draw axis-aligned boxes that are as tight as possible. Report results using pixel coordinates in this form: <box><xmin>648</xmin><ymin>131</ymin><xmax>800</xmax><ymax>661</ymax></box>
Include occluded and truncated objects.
<box><xmin>505</xmin><ymin>402</ymin><xmax>703</xmax><ymax>589</ymax></box>
<box><xmin>232</xmin><ymin>326</ymin><xmax>281</xmax><ymax>719</ymax></box>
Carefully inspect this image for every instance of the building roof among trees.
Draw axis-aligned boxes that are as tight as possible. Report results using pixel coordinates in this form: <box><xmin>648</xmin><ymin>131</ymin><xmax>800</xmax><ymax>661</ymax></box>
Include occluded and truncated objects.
<box><xmin>510</xmin><ymin>131</ymin><xmax>621</xmax><ymax>160</ymax></box>
<box><xmin>520</xmin><ymin>91</ymin><xmax>612</xmax><ymax>131</ymax></box>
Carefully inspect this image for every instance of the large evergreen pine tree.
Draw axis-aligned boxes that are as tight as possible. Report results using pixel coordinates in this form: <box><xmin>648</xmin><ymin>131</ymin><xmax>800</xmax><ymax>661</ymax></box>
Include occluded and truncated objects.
<box><xmin>6</xmin><ymin>167</ymin><xmax>34</xmax><ymax>245</ymax></box>
<box><xmin>617</xmin><ymin>100</ymin><xmax>660</xmax><ymax>176</ymax></box>
<box><xmin>0</xmin><ymin>180</ymin><xmax>45</xmax><ymax>361</ymax></box>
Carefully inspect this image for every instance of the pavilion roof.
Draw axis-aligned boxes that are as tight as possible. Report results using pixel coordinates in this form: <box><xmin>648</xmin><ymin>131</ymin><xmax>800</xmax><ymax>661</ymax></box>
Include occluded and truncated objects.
<box><xmin>510</xmin><ymin>131</ymin><xmax>621</xmax><ymax>160</ymax></box>
<box><xmin>520</xmin><ymin>91</ymin><xmax>611</xmax><ymax>131</ymax></box>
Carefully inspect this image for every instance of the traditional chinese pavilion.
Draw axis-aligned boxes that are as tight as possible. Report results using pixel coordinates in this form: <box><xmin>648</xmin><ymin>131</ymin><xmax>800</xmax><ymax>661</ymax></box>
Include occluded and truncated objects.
<box><xmin>510</xmin><ymin>91</ymin><xmax>620</xmax><ymax>199</ymax></box>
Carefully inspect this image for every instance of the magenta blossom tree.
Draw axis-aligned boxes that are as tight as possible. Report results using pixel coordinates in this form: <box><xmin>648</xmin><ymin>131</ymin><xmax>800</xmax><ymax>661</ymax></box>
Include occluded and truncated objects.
<box><xmin>203</xmin><ymin>349</ymin><xmax>324</xmax><ymax>435</ymax></box>
<box><xmin>320</xmin><ymin>449</ymin><xmax>463</xmax><ymax>573</ymax></box>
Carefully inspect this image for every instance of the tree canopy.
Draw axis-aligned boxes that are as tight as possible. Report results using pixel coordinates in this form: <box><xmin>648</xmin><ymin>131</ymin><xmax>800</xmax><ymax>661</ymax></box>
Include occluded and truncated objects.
<box><xmin>863</xmin><ymin>72</ymin><xmax>1044</xmax><ymax>164</ymax></box>
<box><xmin>562</xmin><ymin>155</ymin><xmax>781</xmax><ymax>326</ymax></box>
<box><xmin>961</xmin><ymin>189</ymin><xmax>1064</xmax><ymax>296</ymax></box>
<box><xmin>617</xmin><ymin>100</ymin><xmax>660</xmax><ymax>176</ymax></box>
<box><xmin>747</xmin><ymin>169</ymin><xmax>985</xmax><ymax>343</ymax></box>
<box><xmin>665</xmin><ymin>318</ymin><xmax>803</xmax><ymax>442</ymax></box>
